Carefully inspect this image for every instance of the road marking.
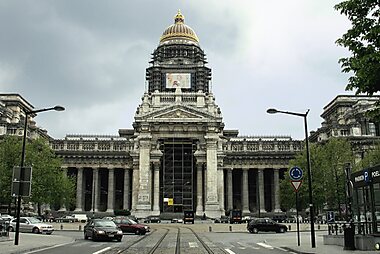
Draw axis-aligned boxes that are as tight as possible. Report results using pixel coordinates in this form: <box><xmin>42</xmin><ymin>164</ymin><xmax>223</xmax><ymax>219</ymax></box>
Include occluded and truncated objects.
<box><xmin>257</xmin><ymin>242</ymin><xmax>274</xmax><ymax>249</ymax></box>
<box><xmin>225</xmin><ymin>249</ymin><xmax>236</xmax><ymax>254</ymax></box>
<box><xmin>189</xmin><ymin>242</ymin><xmax>198</xmax><ymax>248</ymax></box>
<box><xmin>25</xmin><ymin>239</ymin><xmax>75</xmax><ymax>254</ymax></box>
<box><xmin>237</xmin><ymin>241</ymin><xmax>259</xmax><ymax>249</ymax></box>
<box><xmin>93</xmin><ymin>247</ymin><xmax>111</xmax><ymax>254</ymax></box>
<box><xmin>276</xmin><ymin>247</ymin><xmax>289</xmax><ymax>252</ymax></box>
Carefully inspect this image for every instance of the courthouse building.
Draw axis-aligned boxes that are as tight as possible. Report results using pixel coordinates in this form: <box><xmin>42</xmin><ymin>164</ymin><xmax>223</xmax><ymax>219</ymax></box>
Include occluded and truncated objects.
<box><xmin>49</xmin><ymin>11</ymin><xmax>302</xmax><ymax>218</ymax></box>
<box><xmin>5</xmin><ymin>12</ymin><xmax>379</xmax><ymax>219</ymax></box>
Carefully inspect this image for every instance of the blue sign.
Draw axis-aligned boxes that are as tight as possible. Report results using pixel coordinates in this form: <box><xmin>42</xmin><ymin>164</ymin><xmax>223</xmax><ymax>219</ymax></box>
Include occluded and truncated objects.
<box><xmin>364</xmin><ymin>169</ymin><xmax>371</xmax><ymax>183</ymax></box>
<box><xmin>290</xmin><ymin>166</ymin><xmax>303</xmax><ymax>181</ymax></box>
<box><xmin>327</xmin><ymin>211</ymin><xmax>335</xmax><ymax>223</ymax></box>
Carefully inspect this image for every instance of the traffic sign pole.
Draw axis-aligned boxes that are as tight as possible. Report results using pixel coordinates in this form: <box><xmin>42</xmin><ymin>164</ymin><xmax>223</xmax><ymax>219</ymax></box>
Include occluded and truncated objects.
<box><xmin>296</xmin><ymin>191</ymin><xmax>300</xmax><ymax>246</ymax></box>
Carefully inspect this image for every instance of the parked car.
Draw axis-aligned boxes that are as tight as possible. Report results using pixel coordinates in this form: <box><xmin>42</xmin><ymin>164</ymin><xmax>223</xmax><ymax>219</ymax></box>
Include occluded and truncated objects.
<box><xmin>0</xmin><ymin>214</ymin><xmax>14</xmax><ymax>221</ymax></box>
<box><xmin>247</xmin><ymin>218</ymin><xmax>287</xmax><ymax>234</ymax></box>
<box><xmin>171</xmin><ymin>218</ymin><xmax>183</xmax><ymax>223</ymax></box>
<box><xmin>183</xmin><ymin>211</ymin><xmax>194</xmax><ymax>224</ymax></box>
<box><xmin>56</xmin><ymin>215</ymin><xmax>77</xmax><ymax>223</ymax></box>
<box><xmin>214</xmin><ymin>216</ymin><xmax>229</xmax><ymax>223</ymax></box>
<box><xmin>242</xmin><ymin>215</ymin><xmax>252</xmax><ymax>223</ymax></box>
<box><xmin>113</xmin><ymin>217</ymin><xmax>149</xmax><ymax>235</ymax></box>
<box><xmin>144</xmin><ymin>216</ymin><xmax>161</xmax><ymax>223</ymax></box>
<box><xmin>8</xmin><ymin>217</ymin><xmax>54</xmax><ymax>234</ymax></box>
<box><xmin>272</xmin><ymin>214</ymin><xmax>287</xmax><ymax>223</ymax></box>
<box><xmin>84</xmin><ymin>219</ymin><xmax>123</xmax><ymax>242</ymax></box>
<box><xmin>72</xmin><ymin>214</ymin><xmax>88</xmax><ymax>223</ymax></box>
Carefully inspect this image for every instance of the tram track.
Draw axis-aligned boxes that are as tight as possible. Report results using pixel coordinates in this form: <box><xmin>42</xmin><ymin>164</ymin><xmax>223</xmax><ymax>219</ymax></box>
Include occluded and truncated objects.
<box><xmin>107</xmin><ymin>225</ymin><xmax>227</xmax><ymax>254</ymax></box>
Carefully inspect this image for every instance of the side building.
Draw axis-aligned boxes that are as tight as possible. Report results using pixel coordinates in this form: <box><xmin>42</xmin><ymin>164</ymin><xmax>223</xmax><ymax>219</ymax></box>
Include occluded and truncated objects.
<box><xmin>310</xmin><ymin>95</ymin><xmax>380</xmax><ymax>161</ymax></box>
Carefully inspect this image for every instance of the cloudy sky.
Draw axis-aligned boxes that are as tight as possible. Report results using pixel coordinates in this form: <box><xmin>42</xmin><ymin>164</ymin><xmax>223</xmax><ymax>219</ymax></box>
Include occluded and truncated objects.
<box><xmin>1</xmin><ymin>0</ymin><xmax>353</xmax><ymax>139</ymax></box>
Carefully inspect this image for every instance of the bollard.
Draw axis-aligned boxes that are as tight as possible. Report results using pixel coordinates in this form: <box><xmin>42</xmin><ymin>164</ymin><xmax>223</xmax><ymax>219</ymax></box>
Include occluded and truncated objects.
<box><xmin>209</xmin><ymin>226</ymin><xmax>212</xmax><ymax>232</ymax></box>
<box><xmin>288</xmin><ymin>225</ymin><xmax>291</xmax><ymax>231</ymax></box>
<box><xmin>79</xmin><ymin>225</ymin><xmax>82</xmax><ymax>231</ymax></box>
<box><xmin>60</xmin><ymin>224</ymin><xmax>63</xmax><ymax>230</ymax></box>
<box><xmin>334</xmin><ymin>224</ymin><xmax>338</xmax><ymax>235</ymax></box>
<box><xmin>229</xmin><ymin>226</ymin><xmax>232</xmax><ymax>232</ymax></box>
<box><xmin>318</xmin><ymin>224</ymin><xmax>320</xmax><ymax>230</ymax></box>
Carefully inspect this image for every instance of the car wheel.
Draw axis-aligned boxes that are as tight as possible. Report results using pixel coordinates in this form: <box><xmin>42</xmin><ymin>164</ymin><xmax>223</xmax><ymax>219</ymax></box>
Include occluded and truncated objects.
<box><xmin>252</xmin><ymin>227</ymin><xmax>259</xmax><ymax>233</ymax></box>
<box><xmin>279</xmin><ymin>227</ymin><xmax>285</xmax><ymax>233</ymax></box>
<box><xmin>116</xmin><ymin>237</ymin><xmax>122</xmax><ymax>242</ymax></box>
<box><xmin>8</xmin><ymin>226</ymin><xmax>14</xmax><ymax>232</ymax></box>
<box><xmin>92</xmin><ymin>232</ymin><xmax>97</xmax><ymax>241</ymax></box>
<box><xmin>32</xmin><ymin>227</ymin><xmax>40</xmax><ymax>234</ymax></box>
<box><xmin>135</xmin><ymin>229</ymin><xmax>140</xmax><ymax>235</ymax></box>
<box><xmin>84</xmin><ymin>233</ymin><xmax>88</xmax><ymax>240</ymax></box>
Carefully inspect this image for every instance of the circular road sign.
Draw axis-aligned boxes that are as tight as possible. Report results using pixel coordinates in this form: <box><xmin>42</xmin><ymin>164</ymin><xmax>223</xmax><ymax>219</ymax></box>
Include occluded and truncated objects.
<box><xmin>289</xmin><ymin>166</ymin><xmax>303</xmax><ymax>181</ymax></box>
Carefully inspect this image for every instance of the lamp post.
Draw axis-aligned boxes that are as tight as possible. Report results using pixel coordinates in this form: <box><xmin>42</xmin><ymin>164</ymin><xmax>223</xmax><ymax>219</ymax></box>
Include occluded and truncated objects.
<box><xmin>267</xmin><ymin>108</ymin><xmax>316</xmax><ymax>248</ymax></box>
<box><xmin>15</xmin><ymin>105</ymin><xmax>65</xmax><ymax>245</ymax></box>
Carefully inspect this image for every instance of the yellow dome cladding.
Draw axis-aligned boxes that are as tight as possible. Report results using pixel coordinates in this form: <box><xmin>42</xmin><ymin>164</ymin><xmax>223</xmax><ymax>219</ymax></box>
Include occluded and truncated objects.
<box><xmin>160</xmin><ymin>10</ymin><xmax>199</xmax><ymax>44</ymax></box>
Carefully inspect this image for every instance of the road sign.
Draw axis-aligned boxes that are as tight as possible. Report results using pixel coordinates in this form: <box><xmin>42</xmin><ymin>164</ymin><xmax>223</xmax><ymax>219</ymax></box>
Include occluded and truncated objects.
<box><xmin>291</xmin><ymin>180</ymin><xmax>302</xmax><ymax>192</ymax></box>
<box><xmin>12</xmin><ymin>166</ymin><xmax>32</xmax><ymax>197</ymax></box>
<box><xmin>289</xmin><ymin>166</ymin><xmax>303</xmax><ymax>181</ymax></box>
<box><xmin>327</xmin><ymin>211</ymin><xmax>335</xmax><ymax>223</ymax></box>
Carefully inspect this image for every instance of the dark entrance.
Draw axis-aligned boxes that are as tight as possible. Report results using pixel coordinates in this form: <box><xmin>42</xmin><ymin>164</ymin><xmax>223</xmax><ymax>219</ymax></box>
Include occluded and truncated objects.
<box><xmin>160</xmin><ymin>138</ymin><xmax>196</xmax><ymax>213</ymax></box>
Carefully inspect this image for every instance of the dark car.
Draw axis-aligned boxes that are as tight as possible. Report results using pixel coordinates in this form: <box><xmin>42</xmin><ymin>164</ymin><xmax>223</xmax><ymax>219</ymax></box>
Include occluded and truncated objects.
<box><xmin>113</xmin><ymin>217</ymin><xmax>150</xmax><ymax>235</ymax></box>
<box><xmin>272</xmin><ymin>214</ymin><xmax>287</xmax><ymax>223</ymax></box>
<box><xmin>84</xmin><ymin>219</ymin><xmax>123</xmax><ymax>242</ymax></box>
<box><xmin>144</xmin><ymin>216</ymin><xmax>161</xmax><ymax>223</ymax></box>
<box><xmin>183</xmin><ymin>211</ymin><xmax>194</xmax><ymax>224</ymax></box>
<box><xmin>247</xmin><ymin>218</ymin><xmax>287</xmax><ymax>233</ymax></box>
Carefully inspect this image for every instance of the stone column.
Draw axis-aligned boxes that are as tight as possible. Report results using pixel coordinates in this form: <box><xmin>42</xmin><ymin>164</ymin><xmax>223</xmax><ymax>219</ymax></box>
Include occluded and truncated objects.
<box><xmin>106</xmin><ymin>167</ymin><xmax>115</xmax><ymax>213</ymax></box>
<box><xmin>123</xmin><ymin>168</ymin><xmax>130</xmax><ymax>210</ymax></box>
<box><xmin>258</xmin><ymin>169</ymin><xmax>266</xmax><ymax>213</ymax></box>
<box><xmin>227</xmin><ymin>168</ymin><xmax>233</xmax><ymax>211</ymax></box>
<box><xmin>152</xmin><ymin>162</ymin><xmax>160</xmax><ymax>214</ymax></box>
<box><xmin>135</xmin><ymin>136</ymin><xmax>152</xmax><ymax>217</ymax></box>
<box><xmin>74</xmin><ymin>167</ymin><xmax>83</xmax><ymax>211</ymax></box>
<box><xmin>92</xmin><ymin>168</ymin><xmax>99</xmax><ymax>212</ymax></box>
<box><xmin>204</xmin><ymin>135</ymin><xmax>220</xmax><ymax>218</ymax></box>
<box><xmin>217</xmin><ymin>167</ymin><xmax>225</xmax><ymax>213</ymax></box>
<box><xmin>131</xmin><ymin>162</ymin><xmax>139</xmax><ymax>212</ymax></box>
<box><xmin>58</xmin><ymin>167</ymin><xmax>68</xmax><ymax>212</ymax></box>
<box><xmin>195</xmin><ymin>163</ymin><xmax>204</xmax><ymax>216</ymax></box>
<box><xmin>273</xmin><ymin>168</ymin><xmax>281</xmax><ymax>212</ymax></box>
<box><xmin>242</xmin><ymin>168</ymin><xmax>250</xmax><ymax>214</ymax></box>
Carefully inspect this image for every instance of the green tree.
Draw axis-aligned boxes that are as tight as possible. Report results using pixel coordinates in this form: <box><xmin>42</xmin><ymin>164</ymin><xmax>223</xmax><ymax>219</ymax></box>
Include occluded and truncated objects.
<box><xmin>0</xmin><ymin>136</ymin><xmax>75</xmax><ymax>215</ymax></box>
<box><xmin>280</xmin><ymin>138</ymin><xmax>354</xmax><ymax>216</ymax></box>
<box><xmin>358</xmin><ymin>142</ymin><xmax>380</xmax><ymax>169</ymax></box>
<box><xmin>0</xmin><ymin>136</ymin><xmax>22</xmax><ymax>213</ymax></box>
<box><xmin>335</xmin><ymin>0</ymin><xmax>380</xmax><ymax>118</ymax></box>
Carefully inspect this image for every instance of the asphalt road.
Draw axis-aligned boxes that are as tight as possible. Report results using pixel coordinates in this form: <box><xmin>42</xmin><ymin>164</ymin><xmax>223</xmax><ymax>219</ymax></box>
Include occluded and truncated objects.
<box><xmin>29</xmin><ymin>225</ymin><xmax>311</xmax><ymax>254</ymax></box>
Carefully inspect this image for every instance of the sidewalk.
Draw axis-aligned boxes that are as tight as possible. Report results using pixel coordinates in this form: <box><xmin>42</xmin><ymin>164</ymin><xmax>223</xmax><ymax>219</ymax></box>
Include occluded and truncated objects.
<box><xmin>0</xmin><ymin>232</ymin><xmax>74</xmax><ymax>254</ymax></box>
<box><xmin>283</xmin><ymin>232</ymin><xmax>378</xmax><ymax>254</ymax></box>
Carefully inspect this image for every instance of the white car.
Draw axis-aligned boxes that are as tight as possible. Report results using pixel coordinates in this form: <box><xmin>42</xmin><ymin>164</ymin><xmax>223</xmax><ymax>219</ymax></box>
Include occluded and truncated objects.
<box><xmin>0</xmin><ymin>214</ymin><xmax>14</xmax><ymax>221</ymax></box>
<box><xmin>8</xmin><ymin>217</ymin><xmax>54</xmax><ymax>234</ymax></box>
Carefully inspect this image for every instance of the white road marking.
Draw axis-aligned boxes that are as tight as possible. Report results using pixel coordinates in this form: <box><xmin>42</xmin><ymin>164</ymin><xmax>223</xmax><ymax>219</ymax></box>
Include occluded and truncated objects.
<box><xmin>189</xmin><ymin>242</ymin><xmax>198</xmax><ymax>247</ymax></box>
<box><xmin>225</xmin><ymin>249</ymin><xmax>236</xmax><ymax>254</ymax></box>
<box><xmin>93</xmin><ymin>247</ymin><xmax>111</xmax><ymax>254</ymax></box>
<box><xmin>257</xmin><ymin>242</ymin><xmax>274</xmax><ymax>249</ymax></box>
<box><xmin>276</xmin><ymin>247</ymin><xmax>289</xmax><ymax>252</ymax></box>
<box><xmin>25</xmin><ymin>240</ymin><xmax>75</xmax><ymax>254</ymax></box>
<box><xmin>237</xmin><ymin>241</ymin><xmax>260</xmax><ymax>249</ymax></box>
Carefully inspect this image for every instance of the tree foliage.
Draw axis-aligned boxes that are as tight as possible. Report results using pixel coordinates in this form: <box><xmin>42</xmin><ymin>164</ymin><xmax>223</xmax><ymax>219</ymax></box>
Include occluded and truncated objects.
<box><xmin>280</xmin><ymin>138</ymin><xmax>354</xmax><ymax>215</ymax></box>
<box><xmin>0</xmin><ymin>136</ymin><xmax>75</xmax><ymax>214</ymax></box>
<box><xmin>358</xmin><ymin>142</ymin><xmax>380</xmax><ymax>169</ymax></box>
<box><xmin>335</xmin><ymin>0</ymin><xmax>380</xmax><ymax>118</ymax></box>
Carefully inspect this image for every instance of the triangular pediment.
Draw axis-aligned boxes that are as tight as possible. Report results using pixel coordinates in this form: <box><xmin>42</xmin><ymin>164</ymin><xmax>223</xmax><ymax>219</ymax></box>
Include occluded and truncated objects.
<box><xmin>142</xmin><ymin>105</ymin><xmax>214</xmax><ymax>121</ymax></box>
<box><xmin>155</xmin><ymin>109</ymin><xmax>202</xmax><ymax>119</ymax></box>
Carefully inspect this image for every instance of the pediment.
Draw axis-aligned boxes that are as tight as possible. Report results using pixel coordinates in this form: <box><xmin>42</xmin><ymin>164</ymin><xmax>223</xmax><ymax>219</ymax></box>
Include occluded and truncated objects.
<box><xmin>155</xmin><ymin>109</ymin><xmax>202</xmax><ymax>119</ymax></box>
<box><xmin>142</xmin><ymin>105</ymin><xmax>213</xmax><ymax>120</ymax></box>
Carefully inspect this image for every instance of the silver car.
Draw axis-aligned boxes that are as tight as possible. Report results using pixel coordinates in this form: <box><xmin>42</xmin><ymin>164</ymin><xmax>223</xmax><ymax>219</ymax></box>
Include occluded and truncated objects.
<box><xmin>8</xmin><ymin>217</ymin><xmax>54</xmax><ymax>234</ymax></box>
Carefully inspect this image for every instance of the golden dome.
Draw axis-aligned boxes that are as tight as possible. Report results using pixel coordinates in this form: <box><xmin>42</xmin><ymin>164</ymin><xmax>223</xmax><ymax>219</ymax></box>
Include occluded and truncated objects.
<box><xmin>160</xmin><ymin>10</ymin><xmax>199</xmax><ymax>44</ymax></box>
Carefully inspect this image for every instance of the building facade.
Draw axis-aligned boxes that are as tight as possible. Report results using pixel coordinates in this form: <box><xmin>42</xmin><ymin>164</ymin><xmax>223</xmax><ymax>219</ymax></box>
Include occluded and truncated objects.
<box><xmin>310</xmin><ymin>95</ymin><xmax>380</xmax><ymax>162</ymax></box>
<box><xmin>4</xmin><ymin>13</ymin><xmax>379</xmax><ymax>219</ymax></box>
<box><xmin>50</xmin><ymin>11</ymin><xmax>302</xmax><ymax>218</ymax></box>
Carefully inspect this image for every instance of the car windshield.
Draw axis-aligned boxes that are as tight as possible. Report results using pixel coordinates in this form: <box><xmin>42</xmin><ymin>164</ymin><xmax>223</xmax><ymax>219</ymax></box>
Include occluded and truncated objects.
<box><xmin>28</xmin><ymin>217</ymin><xmax>42</xmax><ymax>223</ymax></box>
<box><xmin>94</xmin><ymin>220</ymin><xmax>116</xmax><ymax>227</ymax></box>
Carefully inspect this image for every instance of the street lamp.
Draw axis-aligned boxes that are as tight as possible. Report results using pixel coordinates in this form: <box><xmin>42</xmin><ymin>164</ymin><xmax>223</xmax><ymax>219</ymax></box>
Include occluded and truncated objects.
<box><xmin>15</xmin><ymin>105</ymin><xmax>65</xmax><ymax>245</ymax></box>
<box><xmin>267</xmin><ymin>108</ymin><xmax>316</xmax><ymax>248</ymax></box>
